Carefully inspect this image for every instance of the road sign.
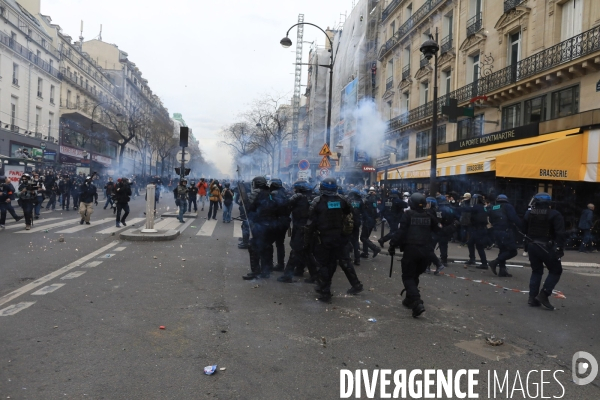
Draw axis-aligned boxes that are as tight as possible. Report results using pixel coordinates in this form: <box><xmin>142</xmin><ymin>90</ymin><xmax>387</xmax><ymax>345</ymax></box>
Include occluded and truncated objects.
<box><xmin>318</xmin><ymin>156</ymin><xmax>331</xmax><ymax>168</ymax></box>
<box><xmin>298</xmin><ymin>170</ymin><xmax>309</xmax><ymax>180</ymax></box>
<box><xmin>298</xmin><ymin>159</ymin><xmax>310</xmax><ymax>171</ymax></box>
<box><xmin>40</xmin><ymin>142</ymin><xmax>46</xmax><ymax>150</ymax></box>
<box><xmin>176</xmin><ymin>150</ymin><xmax>191</xmax><ymax>163</ymax></box>
<box><xmin>319</xmin><ymin>168</ymin><xmax>330</xmax><ymax>177</ymax></box>
<box><xmin>319</xmin><ymin>143</ymin><xmax>332</xmax><ymax>156</ymax></box>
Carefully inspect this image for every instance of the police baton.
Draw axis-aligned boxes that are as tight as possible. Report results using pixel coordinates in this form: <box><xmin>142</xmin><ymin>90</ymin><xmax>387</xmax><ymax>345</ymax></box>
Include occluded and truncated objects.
<box><xmin>389</xmin><ymin>253</ymin><xmax>394</xmax><ymax>277</ymax></box>
<box><xmin>513</xmin><ymin>225</ymin><xmax>549</xmax><ymax>254</ymax></box>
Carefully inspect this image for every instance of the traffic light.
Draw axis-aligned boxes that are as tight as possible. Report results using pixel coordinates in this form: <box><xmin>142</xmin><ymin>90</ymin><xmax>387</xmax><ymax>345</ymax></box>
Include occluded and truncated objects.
<box><xmin>175</xmin><ymin>167</ymin><xmax>191</xmax><ymax>176</ymax></box>
<box><xmin>179</xmin><ymin>127</ymin><xmax>189</xmax><ymax>148</ymax></box>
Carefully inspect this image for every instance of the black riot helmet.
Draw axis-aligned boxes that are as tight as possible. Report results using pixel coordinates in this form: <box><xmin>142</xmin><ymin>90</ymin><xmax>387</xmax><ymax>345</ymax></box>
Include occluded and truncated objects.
<box><xmin>409</xmin><ymin>193</ymin><xmax>427</xmax><ymax>210</ymax></box>
<box><xmin>252</xmin><ymin>176</ymin><xmax>268</xmax><ymax>189</ymax></box>
<box><xmin>293</xmin><ymin>180</ymin><xmax>311</xmax><ymax>193</ymax></box>
<box><xmin>320</xmin><ymin>177</ymin><xmax>338</xmax><ymax>192</ymax></box>
<box><xmin>270</xmin><ymin>178</ymin><xmax>283</xmax><ymax>190</ymax></box>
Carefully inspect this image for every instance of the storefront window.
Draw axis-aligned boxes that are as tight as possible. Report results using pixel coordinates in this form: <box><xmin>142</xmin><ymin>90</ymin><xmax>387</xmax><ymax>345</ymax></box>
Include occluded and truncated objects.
<box><xmin>524</xmin><ymin>95</ymin><xmax>546</xmax><ymax>124</ymax></box>
<box><xmin>551</xmin><ymin>86</ymin><xmax>579</xmax><ymax>119</ymax></box>
<box><xmin>397</xmin><ymin>136</ymin><xmax>409</xmax><ymax>161</ymax></box>
<box><xmin>457</xmin><ymin>114</ymin><xmax>484</xmax><ymax>140</ymax></box>
<box><xmin>502</xmin><ymin>103</ymin><xmax>521</xmax><ymax>129</ymax></box>
<box><xmin>416</xmin><ymin>130</ymin><xmax>431</xmax><ymax>158</ymax></box>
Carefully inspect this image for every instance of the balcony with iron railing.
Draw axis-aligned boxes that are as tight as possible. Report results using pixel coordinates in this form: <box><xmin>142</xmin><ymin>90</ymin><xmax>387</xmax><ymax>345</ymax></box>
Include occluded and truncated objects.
<box><xmin>466</xmin><ymin>13</ymin><xmax>482</xmax><ymax>37</ymax></box>
<box><xmin>378</xmin><ymin>0</ymin><xmax>446</xmax><ymax>60</ymax></box>
<box><xmin>0</xmin><ymin>30</ymin><xmax>60</xmax><ymax>79</ymax></box>
<box><xmin>504</xmin><ymin>0</ymin><xmax>525</xmax><ymax>13</ymax></box>
<box><xmin>381</xmin><ymin>0</ymin><xmax>401</xmax><ymax>22</ymax></box>
<box><xmin>440</xmin><ymin>35</ymin><xmax>452</xmax><ymax>54</ymax></box>
<box><xmin>386</xmin><ymin>76</ymin><xmax>393</xmax><ymax>91</ymax></box>
<box><xmin>386</xmin><ymin>24</ymin><xmax>600</xmax><ymax>133</ymax></box>
<box><xmin>402</xmin><ymin>64</ymin><xmax>411</xmax><ymax>80</ymax></box>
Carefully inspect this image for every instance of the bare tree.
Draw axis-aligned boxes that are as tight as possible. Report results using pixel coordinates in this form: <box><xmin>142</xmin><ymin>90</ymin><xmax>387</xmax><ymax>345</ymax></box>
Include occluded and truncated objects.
<box><xmin>150</xmin><ymin>126</ymin><xmax>179</xmax><ymax>176</ymax></box>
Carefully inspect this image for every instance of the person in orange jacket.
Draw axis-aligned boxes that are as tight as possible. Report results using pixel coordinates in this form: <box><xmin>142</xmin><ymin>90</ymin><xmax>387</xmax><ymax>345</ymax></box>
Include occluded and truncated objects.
<box><xmin>197</xmin><ymin>178</ymin><xmax>208</xmax><ymax>211</ymax></box>
<box><xmin>207</xmin><ymin>180</ymin><xmax>222</xmax><ymax>220</ymax></box>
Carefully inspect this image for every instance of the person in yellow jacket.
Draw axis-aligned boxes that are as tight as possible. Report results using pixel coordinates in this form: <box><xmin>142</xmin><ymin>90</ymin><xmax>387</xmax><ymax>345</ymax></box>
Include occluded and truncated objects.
<box><xmin>208</xmin><ymin>180</ymin><xmax>222</xmax><ymax>220</ymax></box>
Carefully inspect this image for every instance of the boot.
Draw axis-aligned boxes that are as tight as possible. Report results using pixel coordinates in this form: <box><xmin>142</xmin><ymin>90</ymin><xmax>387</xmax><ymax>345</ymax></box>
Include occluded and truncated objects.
<box><xmin>434</xmin><ymin>264</ymin><xmax>445</xmax><ymax>276</ymax></box>
<box><xmin>238</xmin><ymin>243</ymin><xmax>249</xmax><ymax>249</ymax></box>
<box><xmin>402</xmin><ymin>298</ymin><xmax>415</xmax><ymax>308</ymax></box>
<box><xmin>528</xmin><ymin>295</ymin><xmax>541</xmax><ymax>307</ymax></box>
<box><xmin>535</xmin><ymin>290</ymin><xmax>555</xmax><ymax>310</ymax></box>
<box><xmin>372</xmin><ymin>247</ymin><xmax>381</xmax><ymax>258</ymax></box>
<box><xmin>425</xmin><ymin>267</ymin><xmax>432</xmax><ymax>274</ymax></box>
<box><xmin>277</xmin><ymin>275</ymin><xmax>293</xmax><ymax>283</ymax></box>
<box><xmin>489</xmin><ymin>259</ymin><xmax>499</xmax><ymax>275</ymax></box>
<box><xmin>347</xmin><ymin>284</ymin><xmax>363</xmax><ymax>295</ymax></box>
<box><xmin>465</xmin><ymin>259</ymin><xmax>477</xmax><ymax>266</ymax></box>
<box><xmin>242</xmin><ymin>273</ymin><xmax>259</xmax><ymax>280</ymax></box>
<box><xmin>25</xmin><ymin>225</ymin><xmax>31</xmax><ymax>230</ymax></box>
<box><xmin>377</xmin><ymin>238</ymin><xmax>385</xmax><ymax>248</ymax></box>
<box><xmin>354</xmin><ymin>258</ymin><xmax>360</xmax><ymax>266</ymax></box>
<box><xmin>80</xmin><ymin>218</ymin><xmax>85</xmax><ymax>225</ymax></box>
<box><xmin>498</xmin><ymin>267</ymin><xmax>512</xmax><ymax>277</ymax></box>
<box><xmin>476</xmin><ymin>263</ymin><xmax>488</xmax><ymax>270</ymax></box>
<box><xmin>304</xmin><ymin>276</ymin><xmax>319</xmax><ymax>284</ymax></box>
<box><xmin>360</xmin><ymin>253</ymin><xmax>369</xmax><ymax>258</ymax></box>
<box><xmin>412</xmin><ymin>300</ymin><xmax>425</xmax><ymax>318</ymax></box>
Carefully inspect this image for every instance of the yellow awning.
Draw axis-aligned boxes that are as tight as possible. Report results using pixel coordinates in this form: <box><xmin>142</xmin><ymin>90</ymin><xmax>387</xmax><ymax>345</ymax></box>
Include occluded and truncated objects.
<box><xmin>581</xmin><ymin>128</ymin><xmax>600</xmax><ymax>182</ymax></box>
<box><xmin>495</xmin><ymin>135</ymin><xmax>583</xmax><ymax>180</ymax></box>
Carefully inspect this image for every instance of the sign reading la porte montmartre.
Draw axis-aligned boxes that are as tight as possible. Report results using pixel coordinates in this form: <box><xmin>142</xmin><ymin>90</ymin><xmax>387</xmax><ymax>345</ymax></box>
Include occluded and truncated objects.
<box><xmin>447</xmin><ymin>123</ymin><xmax>539</xmax><ymax>152</ymax></box>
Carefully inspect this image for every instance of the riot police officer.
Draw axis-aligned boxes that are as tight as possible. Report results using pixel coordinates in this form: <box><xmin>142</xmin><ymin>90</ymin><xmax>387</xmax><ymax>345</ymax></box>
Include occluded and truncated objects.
<box><xmin>347</xmin><ymin>188</ymin><xmax>365</xmax><ymax>265</ymax></box>
<box><xmin>488</xmin><ymin>194</ymin><xmax>522</xmax><ymax>277</ymax></box>
<box><xmin>278</xmin><ymin>180</ymin><xmax>315</xmax><ymax>283</ymax></box>
<box><xmin>388</xmin><ymin>193</ymin><xmax>440</xmax><ymax>317</ymax></box>
<box><xmin>378</xmin><ymin>189</ymin><xmax>407</xmax><ymax>248</ymax></box>
<box><xmin>243</xmin><ymin>176</ymin><xmax>278</xmax><ymax>280</ymax></box>
<box><xmin>523</xmin><ymin>193</ymin><xmax>566</xmax><ymax>310</ymax></box>
<box><xmin>306</xmin><ymin>177</ymin><xmax>353</xmax><ymax>302</ymax></box>
<box><xmin>466</xmin><ymin>194</ymin><xmax>489</xmax><ymax>269</ymax></box>
<box><xmin>235</xmin><ymin>181</ymin><xmax>252</xmax><ymax>249</ymax></box>
<box><xmin>360</xmin><ymin>187</ymin><xmax>381</xmax><ymax>258</ymax></box>
<box><xmin>435</xmin><ymin>195</ymin><xmax>458</xmax><ymax>266</ymax></box>
<box><xmin>269</xmin><ymin>178</ymin><xmax>290</xmax><ymax>271</ymax></box>
<box><xmin>17</xmin><ymin>173</ymin><xmax>37</xmax><ymax>230</ymax></box>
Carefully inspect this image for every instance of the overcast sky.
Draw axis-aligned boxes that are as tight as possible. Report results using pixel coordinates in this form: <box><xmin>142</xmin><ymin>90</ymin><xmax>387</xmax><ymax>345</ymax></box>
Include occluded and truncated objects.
<box><xmin>43</xmin><ymin>0</ymin><xmax>354</xmax><ymax>176</ymax></box>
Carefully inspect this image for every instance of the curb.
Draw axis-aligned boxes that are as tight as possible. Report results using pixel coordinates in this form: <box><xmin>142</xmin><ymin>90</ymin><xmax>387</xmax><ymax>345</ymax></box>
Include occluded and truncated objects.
<box><xmin>120</xmin><ymin>228</ymin><xmax>180</xmax><ymax>241</ymax></box>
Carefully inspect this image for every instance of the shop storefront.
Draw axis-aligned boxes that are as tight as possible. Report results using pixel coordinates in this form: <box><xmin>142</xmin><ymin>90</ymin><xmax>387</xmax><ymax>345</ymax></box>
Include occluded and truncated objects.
<box><xmin>376</xmin><ymin>125</ymin><xmax>600</xmax><ymax>221</ymax></box>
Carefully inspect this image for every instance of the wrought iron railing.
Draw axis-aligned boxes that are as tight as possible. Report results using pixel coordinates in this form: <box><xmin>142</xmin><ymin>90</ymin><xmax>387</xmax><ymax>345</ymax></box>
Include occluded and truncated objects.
<box><xmin>381</xmin><ymin>0</ymin><xmax>401</xmax><ymax>22</ymax></box>
<box><xmin>0</xmin><ymin>31</ymin><xmax>60</xmax><ymax>79</ymax></box>
<box><xmin>440</xmin><ymin>35</ymin><xmax>452</xmax><ymax>54</ymax></box>
<box><xmin>420</xmin><ymin>55</ymin><xmax>429</xmax><ymax>68</ymax></box>
<box><xmin>386</xmin><ymin>76</ymin><xmax>393</xmax><ymax>91</ymax></box>
<box><xmin>466</xmin><ymin>13</ymin><xmax>482</xmax><ymax>37</ymax></box>
<box><xmin>504</xmin><ymin>0</ymin><xmax>525</xmax><ymax>13</ymax></box>
<box><xmin>378</xmin><ymin>0</ymin><xmax>447</xmax><ymax>59</ymax></box>
<box><xmin>402</xmin><ymin>64</ymin><xmax>410</xmax><ymax>80</ymax></box>
<box><xmin>386</xmin><ymin>24</ymin><xmax>600</xmax><ymax>132</ymax></box>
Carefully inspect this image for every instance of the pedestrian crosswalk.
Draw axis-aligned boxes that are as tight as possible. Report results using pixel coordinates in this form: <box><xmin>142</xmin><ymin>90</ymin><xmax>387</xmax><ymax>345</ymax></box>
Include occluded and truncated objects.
<box><xmin>2</xmin><ymin>214</ymin><xmax>246</xmax><ymax>238</ymax></box>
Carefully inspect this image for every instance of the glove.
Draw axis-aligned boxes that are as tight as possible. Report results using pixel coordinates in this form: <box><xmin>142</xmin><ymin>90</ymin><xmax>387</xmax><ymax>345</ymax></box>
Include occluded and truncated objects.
<box><xmin>94</xmin><ymin>201</ymin><xmax>98</xmax><ymax>206</ymax></box>
<box><xmin>554</xmin><ymin>246</ymin><xmax>564</xmax><ymax>259</ymax></box>
<box><xmin>388</xmin><ymin>246</ymin><xmax>396</xmax><ymax>256</ymax></box>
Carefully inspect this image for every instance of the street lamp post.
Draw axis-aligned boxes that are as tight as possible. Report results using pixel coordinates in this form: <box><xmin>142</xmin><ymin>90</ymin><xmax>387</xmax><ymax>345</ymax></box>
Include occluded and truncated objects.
<box><xmin>420</xmin><ymin>29</ymin><xmax>440</xmax><ymax>196</ymax></box>
<box><xmin>281</xmin><ymin>23</ymin><xmax>335</xmax><ymax>148</ymax></box>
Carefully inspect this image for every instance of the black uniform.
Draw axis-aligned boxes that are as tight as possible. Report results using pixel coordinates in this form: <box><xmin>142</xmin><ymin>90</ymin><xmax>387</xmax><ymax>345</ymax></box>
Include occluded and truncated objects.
<box><xmin>488</xmin><ymin>200</ymin><xmax>522</xmax><ymax>276</ymax></box>
<box><xmin>235</xmin><ymin>183</ymin><xmax>251</xmax><ymax>249</ymax></box>
<box><xmin>59</xmin><ymin>178</ymin><xmax>72</xmax><ymax>210</ymax></box>
<box><xmin>523</xmin><ymin>202</ymin><xmax>565</xmax><ymax>309</ymax></box>
<box><xmin>389</xmin><ymin>204</ymin><xmax>440</xmax><ymax>316</ymax></box>
<box><xmin>360</xmin><ymin>193</ymin><xmax>381</xmax><ymax>258</ymax></box>
<box><xmin>379</xmin><ymin>194</ymin><xmax>407</xmax><ymax>245</ymax></box>
<box><xmin>347</xmin><ymin>191</ymin><xmax>365</xmax><ymax>264</ymax></box>
<box><xmin>17</xmin><ymin>179</ymin><xmax>37</xmax><ymax>227</ymax></box>
<box><xmin>467</xmin><ymin>200</ymin><xmax>489</xmax><ymax>267</ymax></box>
<box><xmin>270</xmin><ymin>183</ymin><xmax>290</xmax><ymax>270</ymax></box>
<box><xmin>114</xmin><ymin>180</ymin><xmax>132</xmax><ymax>226</ymax></box>
<box><xmin>433</xmin><ymin>201</ymin><xmax>458</xmax><ymax>264</ymax></box>
<box><xmin>188</xmin><ymin>184</ymin><xmax>198</xmax><ymax>212</ymax></box>
<box><xmin>307</xmin><ymin>190</ymin><xmax>353</xmax><ymax>301</ymax></box>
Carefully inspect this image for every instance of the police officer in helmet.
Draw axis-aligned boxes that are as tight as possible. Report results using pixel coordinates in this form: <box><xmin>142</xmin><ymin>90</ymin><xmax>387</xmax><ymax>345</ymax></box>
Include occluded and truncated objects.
<box><xmin>306</xmin><ymin>177</ymin><xmax>353</xmax><ymax>302</ymax></box>
<box><xmin>523</xmin><ymin>193</ymin><xmax>565</xmax><ymax>310</ymax></box>
<box><xmin>388</xmin><ymin>193</ymin><xmax>441</xmax><ymax>317</ymax></box>
<box><xmin>488</xmin><ymin>194</ymin><xmax>522</xmax><ymax>277</ymax></box>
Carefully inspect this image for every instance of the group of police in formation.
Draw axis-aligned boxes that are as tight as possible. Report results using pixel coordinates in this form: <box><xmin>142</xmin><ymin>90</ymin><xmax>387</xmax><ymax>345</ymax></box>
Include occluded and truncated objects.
<box><xmin>235</xmin><ymin>176</ymin><xmax>566</xmax><ymax>317</ymax></box>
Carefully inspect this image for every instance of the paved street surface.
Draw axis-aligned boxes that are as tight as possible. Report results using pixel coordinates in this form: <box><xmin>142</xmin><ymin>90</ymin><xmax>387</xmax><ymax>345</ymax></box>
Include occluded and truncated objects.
<box><xmin>1</xmin><ymin>197</ymin><xmax>600</xmax><ymax>399</ymax></box>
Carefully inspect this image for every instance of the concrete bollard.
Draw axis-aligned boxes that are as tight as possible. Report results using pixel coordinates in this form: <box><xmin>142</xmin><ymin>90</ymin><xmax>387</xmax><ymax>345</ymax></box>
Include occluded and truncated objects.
<box><xmin>141</xmin><ymin>184</ymin><xmax>158</xmax><ymax>233</ymax></box>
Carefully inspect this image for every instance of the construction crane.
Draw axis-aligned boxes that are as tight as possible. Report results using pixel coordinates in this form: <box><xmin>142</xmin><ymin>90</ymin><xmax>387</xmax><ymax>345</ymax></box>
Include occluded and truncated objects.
<box><xmin>291</xmin><ymin>14</ymin><xmax>304</xmax><ymax>158</ymax></box>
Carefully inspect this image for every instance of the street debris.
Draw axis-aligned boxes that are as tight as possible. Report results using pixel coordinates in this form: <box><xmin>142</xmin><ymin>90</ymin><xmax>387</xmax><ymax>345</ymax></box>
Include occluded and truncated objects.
<box><xmin>58</xmin><ymin>235</ymin><xmax>65</xmax><ymax>242</ymax></box>
<box><xmin>368</xmin><ymin>318</ymin><xmax>377</xmax><ymax>323</ymax></box>
<box><xmin>321</xmin><ymin>337</ymin><xmax>326</xmax><ymax>347</ymax></box>
<box><xmin>219</xmin><ymin>367</ymin><xmax>226</xmax><ymax>371</ymax></box>
<box><xmin>486</xmin><ymin>336</ymin><xmax>504</xmax><ymax>346</ymax></box>
<box><xmin>204</xmin><ymin>365</ymin><xmax>218</xmax><ymax>375</ymax></box>
<box><xmin>159</xmin><ymin>326</ymin><xmax>166</xmax><ymax>330</ymax></box>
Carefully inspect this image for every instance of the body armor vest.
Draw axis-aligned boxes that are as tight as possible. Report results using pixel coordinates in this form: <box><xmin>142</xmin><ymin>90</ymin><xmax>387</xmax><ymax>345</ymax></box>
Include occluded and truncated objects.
<box><xmin>528</xmin><ymin>208</ymin><xmax>551</xmax><ymax>240</ymax></box>
<box><xmin>406</xmin><ymin>210</ymin><xmax>432</xmax><ymax>245</ymax></box>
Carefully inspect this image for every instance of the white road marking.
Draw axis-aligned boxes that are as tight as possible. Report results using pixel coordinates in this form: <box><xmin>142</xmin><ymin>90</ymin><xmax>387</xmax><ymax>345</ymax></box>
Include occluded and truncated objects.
<box><xmin>153</xmin><ymin>219</ymin><xmax>171</xmax><ymax>230</ymax></box>
<box><xmin>0</xmin><ymin>302</ymin><xmax>36</xmax><ymax>316</ymax></box>
<box><xmin>55</xmin><ymin>217</ymin><xmax>115</xmax><ymax>233</ymax></box>
<box><xmin>61</xmin><ymin>271</ymin><xmax>87</xmax><ymax>280</ymax></box>
<box><xmin>178</xmin><ymin>219</ymin><xmax>194</xmax><ymax>233</ymax></box>
<box><xmin>0</xmin><ymin>241</ymin><xmax>119</xmax><ymax>307</ymax></box>
<box><xmin>96</xmin><ymin>218</ymin><xmax>146</xmax><ymax>234</ymax></box>
<box><xmin>197</xmin><ymin>219</ymin><xmax>217</xmax><ymax>236</ymax></box>
<box><xmin>3</xmin><ymin>218</ymin><xmax>61</xmax><ymax>230</ymax></box>
<box><xmin>16</xmin><ymin>218</ymin><xmax>82</xmax><ymax>233</ymax></box>
<box><xmin>233</xmin><ymin>221</ymin><xmax>242</xmax><ymax>238</ymax></box>
<box><xmin>31</xmin><ymin>283</ymin><xmax>65</xmax><ymax>295</ymax></box>
<box><xmin>114</xmin><ymin>247</ymin><xmax>127</xmax><ymax>251</ymax></box>
<box><xmin>82</xmin><ymin>261</ymin><xmax>103</xmax><ymax>268</ymax></box>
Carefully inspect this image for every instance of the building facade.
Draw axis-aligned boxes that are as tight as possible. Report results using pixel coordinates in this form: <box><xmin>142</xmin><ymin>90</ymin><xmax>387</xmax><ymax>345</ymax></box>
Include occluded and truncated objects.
<box><xmin>0</xmin><ymin>0</ymin><xmax>61</xmax><ymax>173</ymax></box>
<box><xmin>374</xmin><ymin>0</ymin><xmax>600</xmax><ymax>217</ymax></box>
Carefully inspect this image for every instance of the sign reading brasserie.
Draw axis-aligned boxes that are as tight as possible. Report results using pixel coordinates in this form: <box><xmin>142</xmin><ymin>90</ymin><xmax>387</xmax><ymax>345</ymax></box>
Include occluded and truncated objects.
<box><xmin>448</xmin><ymin>123</ymin><xmax>539</xmax><ymax>152</ymax></box>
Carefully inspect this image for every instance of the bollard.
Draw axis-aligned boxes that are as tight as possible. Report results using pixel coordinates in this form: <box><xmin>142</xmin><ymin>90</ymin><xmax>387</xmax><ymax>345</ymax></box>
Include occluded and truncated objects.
<box><xmin>141</xmin><ymin>184</ymin><xmax>158</xmax><ymax>233</ymax></box>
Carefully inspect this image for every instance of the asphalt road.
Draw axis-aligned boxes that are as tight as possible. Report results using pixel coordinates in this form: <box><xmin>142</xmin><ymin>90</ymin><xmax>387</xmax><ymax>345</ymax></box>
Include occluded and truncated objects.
<box><xmin>1</xmin><ymin>196</ymin><xmax>600</xmax><ymax>399</ymax></box>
